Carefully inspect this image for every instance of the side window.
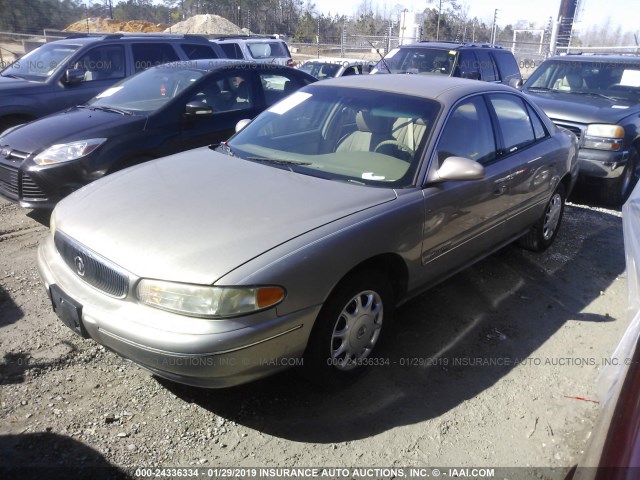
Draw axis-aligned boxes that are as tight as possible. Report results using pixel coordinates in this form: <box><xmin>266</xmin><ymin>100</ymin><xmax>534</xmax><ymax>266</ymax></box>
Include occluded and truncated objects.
<box><xmin>181</xmin><ymin>44</ymin><xmax>219</xmax><ymax>60</ymax></box>
<box><xmin>456</xmin><ymin>50</ymin><xmax>479</xmax><ymax>79</ymax></box>
<box><xmin>73</xmin><ymin>45</ymin><xmax>125</xmax><ymax>82</ymax></box>
<box><xmin>526</xmin><ymin>103</ymin><xmax>548</xmax><ymax>140</ymax></box>
<box><xmin>259</xmin><ymin>73</ymin><xmax>302</xmax><ymax>106</ymax></box>
<box><xmin>488</xmin><ymin>94</ymin><xmax>536</xmax><ymax>153</ymax></box>
<box><xmin>475</xmin><ymin>50</ymin><xmax>498</xmax><ymax>82</ymax></box>
<box><xmin>190</xmin><ymin>72</ymin><xmax>253</xmax><ymax>113</ymax></box>
<box><xmin>220</xmin><ymin>43</ymin><xmax>243</xmax><ymax>59</ymax></box>
<box><xmin>436</xmin><ymin>96</ymin><xmax>496</xmax><ymax>165</ymax></box>
<box><xmin>132</xmin><ymin>43</ymin><xmax>180</xmax><ymax>72</ymax></box>
<box><xmin>491</xmin><ymin>51</ymin><xmax>519</xmax><ymax>81</ymax></box>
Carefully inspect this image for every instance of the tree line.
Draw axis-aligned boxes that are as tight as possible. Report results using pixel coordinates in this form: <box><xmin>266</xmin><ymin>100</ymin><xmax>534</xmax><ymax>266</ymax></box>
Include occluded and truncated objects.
<box><xmin>0</xmin><ymin>0</ymin><xmax>635</xmax><ymax>47</ymax></box>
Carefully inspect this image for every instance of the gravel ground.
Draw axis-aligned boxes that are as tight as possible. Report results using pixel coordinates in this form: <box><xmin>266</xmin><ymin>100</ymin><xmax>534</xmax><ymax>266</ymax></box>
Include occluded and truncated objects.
<box><xmin>0</xmin><ymin>193</ymin><xmax>629</xmax><ymax>479</ymax></box>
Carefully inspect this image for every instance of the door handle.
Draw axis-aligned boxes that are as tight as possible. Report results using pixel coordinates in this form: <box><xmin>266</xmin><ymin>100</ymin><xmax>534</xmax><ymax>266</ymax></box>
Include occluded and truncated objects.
<box><xmin>493</xmin><ymin>183</ymin><xmax>508</xmax><ymax>196</ymax></box>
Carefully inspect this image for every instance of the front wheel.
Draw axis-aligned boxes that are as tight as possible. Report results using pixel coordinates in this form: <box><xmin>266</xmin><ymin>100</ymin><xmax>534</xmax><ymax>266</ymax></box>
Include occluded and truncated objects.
<box><xmin>303</xmin><ymin>270</ymin><xmax>393</xmax><ymax>386</ymax></box>
<box><xmin>518</xmin><ymin>183</ymin><xmax>565</xmax><ymax>252</ymax></box>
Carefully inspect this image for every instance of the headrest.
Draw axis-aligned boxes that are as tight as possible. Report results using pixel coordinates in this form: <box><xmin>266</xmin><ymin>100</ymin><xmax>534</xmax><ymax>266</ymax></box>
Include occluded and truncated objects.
<box><xmin>355</xmin><ymin>111</ymin><xmax>394</xmax><ymax>134</ymax></box>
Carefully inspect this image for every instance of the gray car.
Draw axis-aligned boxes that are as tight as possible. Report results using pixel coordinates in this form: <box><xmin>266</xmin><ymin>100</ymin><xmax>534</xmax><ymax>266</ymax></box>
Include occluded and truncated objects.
<box><xmin>37</xmin><ymin>75</ymin><xmax>578</xmax><ymax>388</ymax></box>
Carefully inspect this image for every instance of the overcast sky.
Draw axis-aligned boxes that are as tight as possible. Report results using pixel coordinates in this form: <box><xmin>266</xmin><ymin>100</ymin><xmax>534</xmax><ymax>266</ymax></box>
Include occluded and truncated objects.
<box><xmin>315</xmin><ymin>0</ymin><xmax>639</xmax><ymax>32</ymax></box>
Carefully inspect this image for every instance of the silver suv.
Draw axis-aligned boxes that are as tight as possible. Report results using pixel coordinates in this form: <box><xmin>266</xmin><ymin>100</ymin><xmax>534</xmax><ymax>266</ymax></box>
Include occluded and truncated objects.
<box><xmin>210</xmin><ymin>35</ymin><xmax>293</xmax><ymax>67</ymax></box>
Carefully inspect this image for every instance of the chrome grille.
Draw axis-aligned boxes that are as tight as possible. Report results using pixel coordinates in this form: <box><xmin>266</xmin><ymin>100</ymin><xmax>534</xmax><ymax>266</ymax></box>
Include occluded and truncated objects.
<box><xmin>2</xmin><ymin>148</ymin><xmax>29</xmax><ymax>161</ymax></box>
<box><xmin>0</xmin><ymin>164</ymin><xmax>19</xmax><ymax>199</ymax></box>
<box><xmin>553</xmin><ymin>121</ymin><xmax>584</xmax><ymax>142</ymax></box>
<box><xmin>54</xmin><ymin>231</ymin><xmax>129</xmax><ymax>298</ymax></box>
<box><xmin>21</xmin><ymin>173</ymin><xmax>47</xmax><ymax>200</ymax></box>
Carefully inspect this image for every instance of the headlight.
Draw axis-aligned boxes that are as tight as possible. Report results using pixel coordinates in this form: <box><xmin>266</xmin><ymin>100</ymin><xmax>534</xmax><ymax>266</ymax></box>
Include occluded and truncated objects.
<box><xmin>33</xmin><ymin>138</ymin><xmax>107</xmax><ymax>166</ymax></box>
<box><xmin>136</xmin><ymin>279</ymin><xmax>286</xmax><ymax>318</ymax></box>
<box><xmin>583</xmin><ymin>124</ymin><xmax>625</xmax><ymax>151</ymax></box>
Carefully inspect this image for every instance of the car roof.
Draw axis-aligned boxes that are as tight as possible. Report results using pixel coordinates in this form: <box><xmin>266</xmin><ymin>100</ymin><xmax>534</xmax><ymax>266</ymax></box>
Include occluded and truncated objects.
<box><xmin>399</xmin><ymin>41</ymin><xmax>505</xmax><ymax>51</ymax></box>
<box><xmin>157</xmin><ymin>59</ymin><xmax>295</xmax><ymax>72</ymax></box>
<box><xmin>51</xmin><ymin>33</ymin><xmax>212</xmax><ymax>47</ymax></box>
<box><xmin>312</xmin><ymin>74</ymin><xmax>519</xmax><ymax>100</ymax></box>
<box><xmin>545</xmin><ymin>55</ymin><xmax>640</xmax><ymax>64</ymax></box>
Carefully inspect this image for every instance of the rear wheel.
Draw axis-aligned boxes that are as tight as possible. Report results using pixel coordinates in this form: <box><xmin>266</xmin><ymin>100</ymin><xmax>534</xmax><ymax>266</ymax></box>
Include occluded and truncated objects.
<box><xmin>303</xmin><ymin>270</ymin><xmax>393</xmax><ymax>387</ymax></box>
<box><xmin>601</xmin><ymin>146</ymin><xmax>638</xmax><ymax>206</ymax></box>
<box><xmin>518</xmin><ymin>183</ymin><xmax>565</xmax><ymax>252</ymax></box>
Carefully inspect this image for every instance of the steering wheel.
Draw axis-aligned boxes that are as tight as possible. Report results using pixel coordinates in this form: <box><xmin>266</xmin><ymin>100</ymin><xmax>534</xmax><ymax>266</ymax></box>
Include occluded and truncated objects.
<box><xmin>374</xmin><ymin>140</ymin><xmax>414</xmax><ymax>158</ymax></box>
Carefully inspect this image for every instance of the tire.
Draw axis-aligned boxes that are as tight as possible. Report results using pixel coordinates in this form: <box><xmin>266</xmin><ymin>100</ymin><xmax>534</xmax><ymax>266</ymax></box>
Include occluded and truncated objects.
<box><xmin>601</xmin><ymin>147</ymin><xmax>638</xmax><ymax>206</ymax></box>
<box><xmin>303</xmin><ymin>270</ymin><xmax>394</xmax><ymax>387</ymax></box>
<box><xmin>518</xmin><ymin>183</ymin><xmax>565</xmax><ymax>252</ymax></box>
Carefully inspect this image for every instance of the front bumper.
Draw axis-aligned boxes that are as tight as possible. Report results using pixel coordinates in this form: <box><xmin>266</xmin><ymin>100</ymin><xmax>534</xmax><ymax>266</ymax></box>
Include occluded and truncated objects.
<box><xmin>577</xmin><ymin>148</ymin><xmax>630</xmax><ymax>180</ymax></box>
<box><xmin>0</xmin><ymin>154</ymin><xmax>95</xmax><ymax>209</ymax></box>
<box><xmin>37</xmin><ymin>235</ymin><xmax>319</xmax><ymax>388</ymax></box>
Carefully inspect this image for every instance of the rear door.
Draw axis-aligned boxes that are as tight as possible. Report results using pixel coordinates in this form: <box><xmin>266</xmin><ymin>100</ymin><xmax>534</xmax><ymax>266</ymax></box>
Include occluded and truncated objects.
<box><xmin>420</xmin><ymin>94</ymin><xmax>513</xmax><ymax>278</ymax></box>
<box><xmin>485</xmin><ymin>93</ymin><xmax>558</xmax><ymax>234</ymax></box>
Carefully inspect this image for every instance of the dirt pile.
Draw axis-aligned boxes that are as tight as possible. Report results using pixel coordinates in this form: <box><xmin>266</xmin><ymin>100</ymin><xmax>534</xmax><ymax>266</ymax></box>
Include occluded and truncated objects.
<box><xmin>64</xmin><ymin>18</ymin><xmax>166</xmax><ymax>33</ymax></box>
<box><xmin>165</xmin><ymin>14</ymin><xmax>243</xmax><ymax>35</ymax></box>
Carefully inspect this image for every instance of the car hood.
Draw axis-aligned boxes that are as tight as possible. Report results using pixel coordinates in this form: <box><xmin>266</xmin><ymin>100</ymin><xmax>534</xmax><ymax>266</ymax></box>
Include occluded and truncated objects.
<box><xmin>523</xmin><ymin>90</ymin><xmax>639</xmax><ymax>125</ymax></box>
<box><xmin>0</xmin><ymin>75</ymin><xmax>43</xmax><ymax>91</ymax></box>
<box><xmin>54</xmin><ymin>149</ymin><xmax>397</xmax><ymax>285</ymax></box>
<box><xmin>0</xmin><ymin>107</ymin><xmax>144</xmax><ymax>153</ymax></box>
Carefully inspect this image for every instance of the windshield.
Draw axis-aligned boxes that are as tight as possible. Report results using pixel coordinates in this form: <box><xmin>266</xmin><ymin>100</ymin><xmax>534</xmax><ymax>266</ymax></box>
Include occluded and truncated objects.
<box><xmin>227</xmin><ymin>85</ymin><xmax>440</xmax><ymax>188</ymax></box>
<box><xmin>372</xmin><ymin>47</ymin><xmax>456</xmax><ymax>75</ymax></box>
<box><xmin>88</xmin><ymin>65</ymin><xmax>205</xmax><ymax>113</ymax></box>
<box><xmin>525</xmin><ymin>60</ymin><xmax>640</xmax><ymax>101</ymax></box>
<box><xmin>1</xmin><ymin>43</ymin><xmax>81</xmax><ymax>81</ymax></box>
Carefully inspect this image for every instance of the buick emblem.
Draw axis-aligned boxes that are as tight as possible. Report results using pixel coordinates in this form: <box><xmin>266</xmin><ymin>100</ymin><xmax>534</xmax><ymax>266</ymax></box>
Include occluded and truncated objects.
<box><xmin>74</xmin><ymin>256</ymin><xmax>86</xmax><ymax>277</ymax></box>
<box><xmin>1</xmin><ymin>148</ymin><xmax>10</xmax><ymax>159</ymax></box>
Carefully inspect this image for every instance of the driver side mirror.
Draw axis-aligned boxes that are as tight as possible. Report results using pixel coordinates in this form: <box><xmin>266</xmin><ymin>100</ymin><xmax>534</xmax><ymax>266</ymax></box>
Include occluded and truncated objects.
<box><xmin>185</xmin><ymin>101</ymin><xmax>212</xmax><ymax>117</ymax></box>
<box><xmin>429</xmin><ymin>156</ymin><xmax>485</xmax><ymax>183</ymax></box>
<box><xmin>64</xmin><ymin>68</ymin><xmax>85</xmax><ymax>85</ymax></box>
<box><xmin>509</xmin><ymin>78</ymin><xmax>524</xmax><ymax>89</ymax></box>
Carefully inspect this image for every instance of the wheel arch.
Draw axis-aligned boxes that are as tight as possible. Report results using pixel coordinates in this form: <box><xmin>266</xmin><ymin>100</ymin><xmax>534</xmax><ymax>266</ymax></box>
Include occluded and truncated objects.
<box><xmin>330</xmin><ymin>252</ymin><xmax>409</xmax><ymax>306</ymax></box>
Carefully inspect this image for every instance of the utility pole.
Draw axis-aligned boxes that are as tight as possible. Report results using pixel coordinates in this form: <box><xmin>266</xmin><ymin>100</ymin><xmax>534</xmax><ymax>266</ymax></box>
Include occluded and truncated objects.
<box><xmin>491</xmin><ymin>9</ymin><xmax>498</xmax><ymax>44</ymax></box>
<box><xmin>436</xmin><ymin>0</ymin><xmax>442</xmax><ymax>41</ymax></box>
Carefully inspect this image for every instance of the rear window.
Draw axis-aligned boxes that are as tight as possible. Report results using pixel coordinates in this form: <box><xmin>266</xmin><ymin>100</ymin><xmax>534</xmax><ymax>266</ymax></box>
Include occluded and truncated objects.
<box><xmin>247</xmin><ymin>41</ymin><xmax>289</xmax><ymax>59</ymax></box>
<box><xmin>219</xmin><ymin>43</ymin><xmax>243</xmax><ymax>59</ymax></box>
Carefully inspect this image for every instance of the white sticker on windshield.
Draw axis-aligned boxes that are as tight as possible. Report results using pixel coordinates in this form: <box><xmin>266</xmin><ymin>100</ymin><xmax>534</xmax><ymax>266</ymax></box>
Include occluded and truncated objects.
<box><xmin>620</xmin><ymin>69</ymin><xmax>640</xmax><ymax>87</ymax></box>
<box><xmin>96</xmin><ymin>86</ymin><xmax>123</xmax><ymax>98</ymax></box>
<box><xmin>268</xmin><ymin>92</ymin><xmax>312</xmax><ymax>115</ymax></box>
<box><xmin>362</xmin><ymin>172</ymin><xmax>385</xmax><ymax>180</ymax></box>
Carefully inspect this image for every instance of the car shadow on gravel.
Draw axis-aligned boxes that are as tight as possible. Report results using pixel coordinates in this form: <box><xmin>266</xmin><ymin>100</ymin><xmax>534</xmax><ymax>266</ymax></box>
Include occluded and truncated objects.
<box><xmin>0</xmin><ymin>285</ymin><xmax>23</xmax><ymax>328</ymax></box>
<box><xmin>159</xmin><ymin>205</ymin><xmax>624</xmax><ymax>443</ymax></box>
<box><xmin>0</xmin><ymin>432</ymin><xmax>130</xmax><ymax>480</ymax></box>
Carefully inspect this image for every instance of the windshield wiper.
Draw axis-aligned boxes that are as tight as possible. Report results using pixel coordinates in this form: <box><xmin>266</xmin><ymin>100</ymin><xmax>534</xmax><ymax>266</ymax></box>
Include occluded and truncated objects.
<box><xmin>565</xmin><ymin>91</ymin><xmax>616</xmax><ymax>101</ymax></box>
<box><xmin>525</xmin><ymin>86</ymin><xmax>554</xmax><ymax>92</ymax></box>
<box><xmin>1</xmin><ymin>73</ymin><xmax>23</xmax><ymax>80</ymax></box>
<box><xmin>88</xmin><ymin>105</ymin><xmax>133</xmax><ymax>116</ymax></box>
<box><xmin>246</xmin><ymin>156</ymin><xmax>311</xmax><ymax>171</ymax></box>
